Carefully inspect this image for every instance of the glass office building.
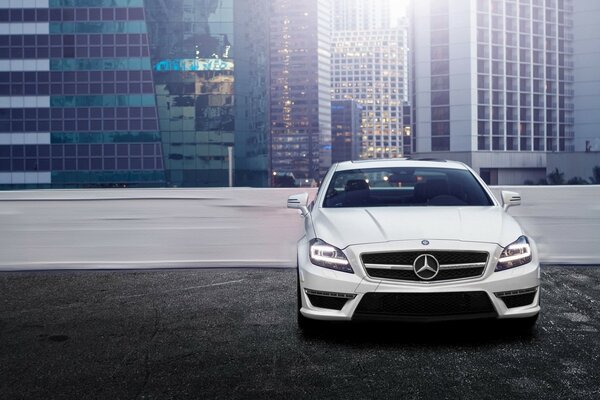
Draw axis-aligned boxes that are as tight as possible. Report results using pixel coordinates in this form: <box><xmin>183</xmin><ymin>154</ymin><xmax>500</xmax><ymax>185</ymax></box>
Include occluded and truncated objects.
<box><xmin>331</xmin><ymin>100</ymin><xmax>361</xmax><ymax>163</ymax></box>
<box><xmin>1</xmin><ymin>0</ymin><xmax>237</xmax><ymax>189</ymax></box>
<box><xmin>235</xmin><ymin>0</ymin><xmax>332</xmax><ymax>187</ymax></box>
<box><xmin>331</xmin><ymin>27</ymin><xmax>410</xmax><ymax>159</ymax></box>
<box><xmin>145</xmin><ymin>0</ymin><xmax>234</xmax><ymax>187</ymax></box>
<box><xmin>233</xmin><ymin>0</ymin><xmax>270</xmax><ymax>187</ymax></box>
<box><xmin>0</xmin><ymin>0</ymin><xmax>165</xmax><ymax>188</ymax></box>
<box><xmin>269</xmin><ymin>0</ymin><xmax>332</xmax><ymax>186</ymax></box>
<box><xmin>1</xmin><ymin>0</ymin><xmax>325</xmax><ymax>188</ymax></box>
<box><xmin>331</xmin><ymin>1</ymin><xmax>410</xmax><ymax>159</ymax></box>
<box><xmin>411</xmin><ymin>0</ymin><xmax>575</xmax><ymax>184</ymax></box>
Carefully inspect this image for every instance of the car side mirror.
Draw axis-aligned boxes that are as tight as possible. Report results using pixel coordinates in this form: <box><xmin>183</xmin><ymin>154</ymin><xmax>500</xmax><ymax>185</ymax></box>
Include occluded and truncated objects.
<box><xmin>501</xmin><ymin>190</ymin><xmax>521</xmax><ymax>210</ymax></box>
<box><xmin>287</xmin><ymin>193</ymin><xmax>310</xmax><ymax>216</ymax></box>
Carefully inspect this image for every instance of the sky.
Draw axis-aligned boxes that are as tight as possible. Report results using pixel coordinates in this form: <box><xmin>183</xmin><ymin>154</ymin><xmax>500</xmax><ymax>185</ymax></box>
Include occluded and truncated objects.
<box><xmin>390</xmin><ymin>0</ymin><xmax>409</xmax><ymax>18</ymax></box>
<box><xmin>389</xmin><ymin>0</ymin><xmax>409</xmax><ymax>26</ymax></box>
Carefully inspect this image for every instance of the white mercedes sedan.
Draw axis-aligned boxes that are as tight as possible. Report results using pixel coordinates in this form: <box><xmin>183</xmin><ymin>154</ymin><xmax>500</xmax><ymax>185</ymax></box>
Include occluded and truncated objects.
<box><xmin>288</xmin><ymin>159</ymin><xmax>540</xmax><ymax>330</ymax></box>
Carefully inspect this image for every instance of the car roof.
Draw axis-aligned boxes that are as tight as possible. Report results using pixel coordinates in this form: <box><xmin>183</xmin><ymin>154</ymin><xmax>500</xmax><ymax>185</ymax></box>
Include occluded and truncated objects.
<box><xmin>333</xmin><ymin>158</ymin><xmax>469</xmax><ymax>172</ymax></box>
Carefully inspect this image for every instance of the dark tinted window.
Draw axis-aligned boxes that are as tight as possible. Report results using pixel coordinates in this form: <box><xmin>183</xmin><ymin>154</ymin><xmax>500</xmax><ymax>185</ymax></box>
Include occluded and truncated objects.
<box><xmin>323</xmin><ymin>167</ymin><xmax>494</xmax><ymax>208</ymax></box>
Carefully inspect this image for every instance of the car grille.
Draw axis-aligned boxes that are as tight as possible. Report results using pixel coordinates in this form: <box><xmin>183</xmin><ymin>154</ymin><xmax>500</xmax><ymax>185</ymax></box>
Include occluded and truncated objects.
<box><xmin>353</xmin><ymin>291</ymin><xmax>497</xmax><ymax>320</ymax></box>
<box><xmin>362</xmin><ymin>251</ymin><xmax>488</xmax><ymax>282</ymax></box>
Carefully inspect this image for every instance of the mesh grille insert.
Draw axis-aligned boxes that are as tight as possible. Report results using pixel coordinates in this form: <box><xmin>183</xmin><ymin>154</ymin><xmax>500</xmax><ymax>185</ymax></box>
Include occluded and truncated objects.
<box><xmin>362</xmin><ymin>251</ymin><xmax>488</xmax><ymax>265</ymax></box>
<box><xmin>366</xmin><ymin>267</ymin><xmax>486</xmax><ymax>281</ymax></box>
<box><xmin>354</xmin><ymin>291</ymin><xmax>496</xmax><ymax>318</ymax></box>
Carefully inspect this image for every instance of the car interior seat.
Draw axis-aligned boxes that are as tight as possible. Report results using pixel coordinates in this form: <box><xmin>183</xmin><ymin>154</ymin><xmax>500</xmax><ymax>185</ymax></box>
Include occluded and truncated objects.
<box><xmin>413</xmin><ymin>179</ymin><xmax>450</xmax><ymax>204</ymax></box>
<box><xmin>424</xmin><ymin>179</ymin><xmax>449</xmax><ymax>200</ymax></box>
<box><xmin>344</xmin><ymin>179</ymin><xmax>370</xmax><ymax>206</ymax></box>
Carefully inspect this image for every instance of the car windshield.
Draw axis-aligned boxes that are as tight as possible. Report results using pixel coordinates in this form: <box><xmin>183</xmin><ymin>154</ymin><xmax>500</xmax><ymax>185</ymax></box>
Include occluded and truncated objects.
<box><xmin>323</xmin><ymin>167</ymin><xmax>494</xmax><ymax>208</ymax></box>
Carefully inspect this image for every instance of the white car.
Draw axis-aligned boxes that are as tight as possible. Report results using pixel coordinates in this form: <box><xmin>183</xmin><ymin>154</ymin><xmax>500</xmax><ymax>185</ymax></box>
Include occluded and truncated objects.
<box><xmin>288</xmin><ymin>159</ymin><xmax>540</xmax><ymax>330</ymax></box>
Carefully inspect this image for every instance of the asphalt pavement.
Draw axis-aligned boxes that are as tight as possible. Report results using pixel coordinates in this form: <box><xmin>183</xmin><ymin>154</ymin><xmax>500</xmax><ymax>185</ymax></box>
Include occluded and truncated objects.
<box><xmin>1</xmin><ymin>266</ymin><xmax>599</xmax><ymax>399</ymax></box>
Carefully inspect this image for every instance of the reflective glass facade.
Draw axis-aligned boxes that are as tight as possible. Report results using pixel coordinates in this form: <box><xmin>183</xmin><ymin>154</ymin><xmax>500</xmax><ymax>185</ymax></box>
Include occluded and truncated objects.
<box><xmin>145</xmin><ymin>0</ymin><xmax>234</xmax><ymax>187</ymax></box>
<box><xmin>0</xmin><ymin>0</ymin><xmax>165</xmax><ymax>188</ymax></box>
<box><xmin>233</xmin><ymin>0</ymin><xmax>270</xmax><ymax>187</ymax></box>
<box><xmin>331</xmin><ymin>100</ymin><xmax>361</xmax><ymax>163</ymax></box>
<box><xmin>1</xmin><ymin>0</ymin><xmax>326</xmax><ymax>188</ymax></box>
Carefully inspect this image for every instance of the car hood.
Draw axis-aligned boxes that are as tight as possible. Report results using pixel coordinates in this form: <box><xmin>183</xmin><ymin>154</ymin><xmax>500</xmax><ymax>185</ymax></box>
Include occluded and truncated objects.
<box><xmin>312</xmin><ymin>206</ymin><xmax>522</xmax><ymax>249</ymax></box>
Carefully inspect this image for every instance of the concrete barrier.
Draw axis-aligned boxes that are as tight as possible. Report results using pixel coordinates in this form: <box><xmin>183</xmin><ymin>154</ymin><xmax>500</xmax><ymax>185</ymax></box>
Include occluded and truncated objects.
<box><xmin>0</xmin><ymin>186</ymin><xmax>598</xmax><ymax>269</ymax></box>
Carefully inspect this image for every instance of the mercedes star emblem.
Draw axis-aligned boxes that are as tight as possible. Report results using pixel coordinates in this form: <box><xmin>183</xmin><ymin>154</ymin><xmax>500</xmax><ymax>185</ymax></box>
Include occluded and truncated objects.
<box><xmin>413</xmin><ymin>254</ymin><xmax>440</xmax><ymax>280</ymax></box>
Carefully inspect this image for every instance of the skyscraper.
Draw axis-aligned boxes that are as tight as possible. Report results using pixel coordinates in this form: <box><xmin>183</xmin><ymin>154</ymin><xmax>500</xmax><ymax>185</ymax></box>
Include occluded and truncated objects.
<box><xmin>332</xmin><ymin>0</ymin><xmax>391</xmax><ymax>31</ymax></box>
<box><xmin>331</xmin><ymin>0</ymin><xmax>410</xmax><ymax>159</ymax></box>
<box><xmin>233</xmin><ymin>0</ymin><xmax>271</xmax><ymax>187</ymax></box>
<box><xmin>411</xmin><ymin>0</ymin><xmax>575</xmax><ymax>184</ymax></box>
<box><xmin>145</xmin><ymin>0</ymin><xmax>234</xmax><ymax>187</ymax></box>
<box><xmin>0</xmin><ymin>0</ymin><xmax>165</xmax><ymax>188</ymax></box>
<box><xmin>573</xmin><ymin>0</ymin><xmax>600</xmax><ymax>152</ymax></box>
<box><xmin>269</xmin><ymin>0</ymin><xmax>332</xmax><ymax>185</ymax></box>
<box><xmin>0</xmin><ymin>0</ymin><xmax>274</xmax><ymax>189</ymax></box>
<box><xmin>331</xmin><ymin>99</ymin><xmax>361</xmax><ymax>163</ymax></box>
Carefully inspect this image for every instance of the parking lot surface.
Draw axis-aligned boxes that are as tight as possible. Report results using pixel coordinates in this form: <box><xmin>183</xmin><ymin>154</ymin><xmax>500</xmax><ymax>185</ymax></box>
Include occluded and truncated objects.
<box><xmin>0</xmin><ymin>267</ymin><xmax>599</xmax><ymax>399</ymax></box>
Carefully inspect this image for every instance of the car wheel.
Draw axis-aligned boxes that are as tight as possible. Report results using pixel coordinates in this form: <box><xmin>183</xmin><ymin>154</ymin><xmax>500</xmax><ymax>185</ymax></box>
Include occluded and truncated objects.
<box><xmin>297</xmin><ymin>270</ymin><xmax>319</xmax><ymax>331</ymax></box>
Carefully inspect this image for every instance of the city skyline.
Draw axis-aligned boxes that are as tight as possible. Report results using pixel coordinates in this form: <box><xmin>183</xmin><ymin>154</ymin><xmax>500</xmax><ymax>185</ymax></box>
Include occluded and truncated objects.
<box><xmin>0</xmin><ymin>0</ymin><xmax>599</xmax><ymax>189</ymax></box>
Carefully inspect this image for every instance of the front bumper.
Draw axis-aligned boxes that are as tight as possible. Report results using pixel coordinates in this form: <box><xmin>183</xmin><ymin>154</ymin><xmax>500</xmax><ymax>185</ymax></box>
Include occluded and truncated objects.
<box><xmin>298</xmin><ymin>239</ymin><xmax>541</xmax><ymax>321</ymax></box>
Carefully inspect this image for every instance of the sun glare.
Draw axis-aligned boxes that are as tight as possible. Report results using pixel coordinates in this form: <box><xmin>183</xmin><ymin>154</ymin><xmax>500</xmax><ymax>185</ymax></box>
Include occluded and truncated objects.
<box><xmin>389</xmin><ymin>0</ymin><xmax>409</xmax><ymax>26</ymax></box>
<box><xmin>390</xmin><ymin>0</ymin><xmax>409</xmax><ymax>18</ymax></box>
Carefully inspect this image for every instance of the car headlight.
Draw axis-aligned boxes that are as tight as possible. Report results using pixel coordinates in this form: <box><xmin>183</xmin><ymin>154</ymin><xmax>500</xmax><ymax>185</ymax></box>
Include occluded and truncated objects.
<box><xmin>495</xmin><ymin>236</ymin><xmax>532</xmax><ymax>271</ymax></box>
<box><xmin>309</xmin><ymin>239</ymin><xmax>353</xmax><ymax>273</ymax></box>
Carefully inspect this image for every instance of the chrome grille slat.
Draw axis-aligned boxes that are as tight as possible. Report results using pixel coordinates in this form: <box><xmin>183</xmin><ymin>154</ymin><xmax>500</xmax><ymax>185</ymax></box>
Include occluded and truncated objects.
<box><xmin>361</xmin><ymin>251</ymin><xmax>489</xmax><ymax>282</ymax></box>
<box><xmin>364</xmin><ymin>263</ymin><xmax>413</xmax><ymax>270</ymax></box>
<box><xmin>439</xmin><ymin>262</ymin><xmax>487</xmax><ymax>270</ymax></box>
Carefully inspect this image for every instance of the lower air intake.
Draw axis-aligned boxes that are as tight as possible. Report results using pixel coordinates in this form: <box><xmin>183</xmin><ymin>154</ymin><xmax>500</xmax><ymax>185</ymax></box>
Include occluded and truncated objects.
<box><xmin>498</xmin><ymin>291</ymin><xmax>537</xmax><ymax>308</ymax></box>
<box><xmin>307</xmin><ymin>294</ymin><xmax>348</xmax><ymax>310</ymax></box>
<box><xmin>353</xmin><ymin>291</ymin><xmax>496</xmax><ymax>321</ymax></box>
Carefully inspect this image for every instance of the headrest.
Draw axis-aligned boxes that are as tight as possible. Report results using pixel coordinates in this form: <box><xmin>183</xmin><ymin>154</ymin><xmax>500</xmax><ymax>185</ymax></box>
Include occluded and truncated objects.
<box><xmin>345</xmin><ymin>179</ymin><xmax>370</xmax><ymax>192</ymax></box>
